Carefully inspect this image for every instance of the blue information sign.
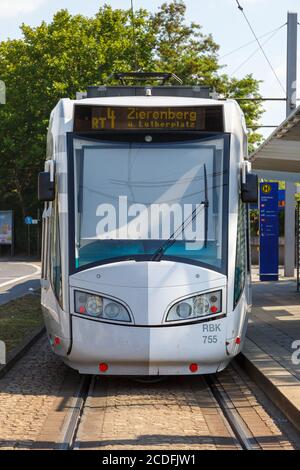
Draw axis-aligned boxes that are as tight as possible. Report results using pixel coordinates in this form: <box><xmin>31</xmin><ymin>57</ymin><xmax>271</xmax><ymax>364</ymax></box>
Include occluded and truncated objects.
<box><xmin>259</xmin><ymin>182</ymin><xmax>279</xmax><ymax>281</ymax></box>
<box><xmin>24</xmin><ymin>216</ymin><xmax>33</xmax><ymax>225</ymax></box>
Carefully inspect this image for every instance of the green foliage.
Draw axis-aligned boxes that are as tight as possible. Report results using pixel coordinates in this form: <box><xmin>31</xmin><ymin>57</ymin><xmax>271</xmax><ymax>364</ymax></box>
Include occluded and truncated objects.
<box><xmin>0</xmin><ymin>1</ymin><xmax>263</xmax><ymax>251</ymax></box>
<box><xmin>152</xmin><ymin>1</ymin><xmax>220</xmax><ymax>81</ymax></box>
<box><xmin>0</xmin><ymin>293</ymin><xmax>42</xmax><ymax>352</ymax></box>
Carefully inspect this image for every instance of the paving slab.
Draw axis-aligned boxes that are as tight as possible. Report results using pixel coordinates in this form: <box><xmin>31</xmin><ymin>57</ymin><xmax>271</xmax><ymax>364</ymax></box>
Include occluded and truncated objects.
<box><xmin>238</xmin><ymin>269</ymin><xmax>300</xmax><ymax>432</ymax></box>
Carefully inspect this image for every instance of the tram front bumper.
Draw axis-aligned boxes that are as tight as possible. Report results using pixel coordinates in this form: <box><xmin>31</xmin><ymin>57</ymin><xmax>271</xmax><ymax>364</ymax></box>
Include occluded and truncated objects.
<box><xmin>65</xmin><ymin>315</ymin><xmax>230</xmax><ymax>375</ymax></box>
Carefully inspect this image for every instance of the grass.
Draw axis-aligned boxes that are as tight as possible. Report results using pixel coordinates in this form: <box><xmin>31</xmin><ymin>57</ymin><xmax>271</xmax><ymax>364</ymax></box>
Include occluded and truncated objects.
<box><xmin>0</xmin><ymin>292</ymin><xmax>43</xmax><ymax>353</ymax></box>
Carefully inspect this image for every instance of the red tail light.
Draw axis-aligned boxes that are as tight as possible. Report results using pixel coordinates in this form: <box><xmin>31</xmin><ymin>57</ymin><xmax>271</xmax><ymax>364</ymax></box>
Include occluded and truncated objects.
<box><xmin>99</xmin><ymin>363</ymin><xmax>108</xmax><ymax>373</ymax></box>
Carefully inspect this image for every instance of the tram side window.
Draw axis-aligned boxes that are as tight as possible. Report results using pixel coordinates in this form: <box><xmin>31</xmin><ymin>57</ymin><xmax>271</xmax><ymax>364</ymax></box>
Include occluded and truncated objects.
<box><xmin>234</xmin><ymin>201</ymin><xmax>247</xmax><ymax>306</ymax></box>
<box><xmin>50</xmin><ymin>198</ymin><xmax>62</xmax><ymax>306</ymax></box>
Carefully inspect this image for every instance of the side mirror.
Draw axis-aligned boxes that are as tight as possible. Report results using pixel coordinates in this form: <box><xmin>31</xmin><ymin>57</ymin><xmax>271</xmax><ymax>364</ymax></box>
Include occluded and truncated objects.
<box><xmin>38</xmin><ymin>172</ymin><xmax>55</xmax><ymax>202</ymax></box>
<box><xmin>241</xmin><ymin>172</ymin><xmax>258</xmax><ymax>203</ymax></box>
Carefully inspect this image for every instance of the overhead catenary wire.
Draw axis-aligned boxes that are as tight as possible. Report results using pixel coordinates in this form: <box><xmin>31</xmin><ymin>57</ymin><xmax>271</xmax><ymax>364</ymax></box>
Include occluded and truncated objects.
<box><xmin>231</xmin><ymin>23</ymin><xmax>285</xmax><ymax>75</ymax></box>
<box><xmin>235</xmin><ymin>0</ymin><xmax>286</xmax><ymax>95</ymax></box>
<box><xmin>220</xmin><ymin>23</ymin><xmax>286</xmax><ymax>59</ymax></box>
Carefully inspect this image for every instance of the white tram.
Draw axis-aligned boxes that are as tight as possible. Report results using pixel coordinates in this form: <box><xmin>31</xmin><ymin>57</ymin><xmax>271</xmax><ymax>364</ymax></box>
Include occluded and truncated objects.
<box><xmin>39</xmin><ymin>74</ymin><xmax>258</xmax><ymax>375</ymax></box>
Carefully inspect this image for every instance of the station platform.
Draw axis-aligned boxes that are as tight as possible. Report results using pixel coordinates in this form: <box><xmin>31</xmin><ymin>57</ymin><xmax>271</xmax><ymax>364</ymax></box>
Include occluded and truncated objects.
<box><xmin>238</xmin><ymin>267</ymin><xmax>300</xmax><ymax>432</ymax></box>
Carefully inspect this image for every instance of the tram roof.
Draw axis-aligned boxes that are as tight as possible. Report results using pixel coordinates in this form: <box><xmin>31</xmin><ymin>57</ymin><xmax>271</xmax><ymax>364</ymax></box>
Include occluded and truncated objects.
<box><xmin>51</xmin><ymin>95</ymin><xmax>247</xmax><ymax>140</ymax></box>
<box><xmin>251</xmin><ymin>105</ymin><xmax>300</xmax><ymax>182</ymax></box>
<box><xmin>73</xmin><ymin>96</ymin><xmax>222</xmax><ymax>107</ymax></box>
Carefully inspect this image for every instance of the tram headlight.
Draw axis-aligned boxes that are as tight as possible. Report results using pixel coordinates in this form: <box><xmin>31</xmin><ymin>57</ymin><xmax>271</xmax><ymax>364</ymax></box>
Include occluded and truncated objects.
<box><xmin>86</xmin><ymin>296</ymin><xmax>103</xmax><ymax>316</ymax></box>
<box><xmin>75</xmin><ymin>291</ymin><xmax>131</xmax><ymax>322</ymax></box>
<box><xmin>103</xmin><ymin>300</ymin><xmax>130</xmax><ymax>321</ymax></box>
<box><xmin>176</xmin><ymin>302</ymin><xmax>192</xmax><ymax>319</ymax></box>
<box><xmin>166</xmin><ymin>290</ymin><xmax>222</xmax><ymax>322</ymax></box>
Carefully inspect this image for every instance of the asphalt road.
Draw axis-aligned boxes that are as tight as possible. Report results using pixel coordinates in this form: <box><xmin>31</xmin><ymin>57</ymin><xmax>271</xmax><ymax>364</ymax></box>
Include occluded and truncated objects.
<box><xmin>0</xmin><ymin>261</ymin><xmax>41</xmax><ymax>305</ymax></box>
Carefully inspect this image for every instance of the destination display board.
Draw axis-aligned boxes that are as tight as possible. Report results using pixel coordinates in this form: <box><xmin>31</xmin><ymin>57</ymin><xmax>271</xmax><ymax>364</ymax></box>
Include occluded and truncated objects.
<box><xmin>259</xmin><ymin>182</ymin><xmax>279</xmax><ymax>281</ymax></box>
<box><xmin>74</xmin><ymin>105</ymin><xmax>224</xmax><ymax>132</ymax></box>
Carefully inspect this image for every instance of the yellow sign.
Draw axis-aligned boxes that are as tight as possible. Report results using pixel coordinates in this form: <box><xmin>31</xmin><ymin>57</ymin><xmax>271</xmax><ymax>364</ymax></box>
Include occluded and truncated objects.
<box><xmin>74</xmin><ymin>105</ymin><xmax>219</xmax><ymax>132</ymax></box>
<box><xmin>91</xmin><ymin>106</ymin><xmax>204</xmax><ymax>131</ymax></box>
<box><xmin>74</xmin><ymin>104</ymin><xmax>224</xmax><ymax>133</ymax></box>
<box><xmin>262</xmin><ymin>184</ymin><xmax>272</xmax><ymax>194</ymax></box>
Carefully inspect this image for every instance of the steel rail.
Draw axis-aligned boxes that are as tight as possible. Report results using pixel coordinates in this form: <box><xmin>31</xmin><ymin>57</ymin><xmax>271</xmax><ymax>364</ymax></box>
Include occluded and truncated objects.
<box><xmin>206</xmin><ymin>375</ymin><xmax>260</xmax><ymax>450</ymax></box>
<box><xmin>57</xmin><ymin>375</ymin><xmax>93</xmax><ymax>450</ymax></box>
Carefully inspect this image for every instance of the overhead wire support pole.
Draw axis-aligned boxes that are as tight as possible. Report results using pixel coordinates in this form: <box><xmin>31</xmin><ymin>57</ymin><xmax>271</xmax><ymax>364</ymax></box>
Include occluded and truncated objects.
<box><xmin>285</xmin><ymin>12</ymin><xmax>298</xmax><ymax>278</ymax></box>
<box><xmin>286</xmin><ymin>12</ymin><xmax>298</xmax><ymax>115</ymax></box>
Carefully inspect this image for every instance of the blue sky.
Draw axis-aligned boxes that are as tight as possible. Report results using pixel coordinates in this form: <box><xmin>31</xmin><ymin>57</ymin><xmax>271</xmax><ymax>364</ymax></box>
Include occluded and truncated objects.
<box><xmin>1</xmin><ymin>0</ymin><xmax>300</xmax><ymax>137</ymax></box>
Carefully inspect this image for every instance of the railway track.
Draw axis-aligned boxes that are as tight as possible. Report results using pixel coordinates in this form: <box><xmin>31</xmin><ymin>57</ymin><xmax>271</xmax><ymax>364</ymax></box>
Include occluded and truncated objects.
<box><xmin>58</xmin><ymin>375</ymin><xmax>92</xmax><ymax>450</ymax></box>
<box><xmin>58</xmin><ymin>374</ymin><xmax>256</xmax><ymax>451</ymax></box>
<box><xmin>206</xmin><ymin>375</ymin><xmax>258</xmax><ymax>450</ymax></box>
<box><xmin>57</xmin><ymin>376</ymin><xmax>248</xmax><ymax>450</ymax></box>
<box><xmin>54</xmin><ymin>366</ymin><xmax>298</xmax><ymax>451</ymax></box>
<box><xmin>0</xmin><ymin>336</ymin><xmax>299</xmax><ymax>450</ymax></box>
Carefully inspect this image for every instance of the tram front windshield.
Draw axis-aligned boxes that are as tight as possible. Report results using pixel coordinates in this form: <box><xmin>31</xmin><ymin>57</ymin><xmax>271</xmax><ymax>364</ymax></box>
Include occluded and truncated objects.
<box><xmin>72</xmin><ymin>135</ymin><xmax>228</xmax><ymax>272</ymax></box>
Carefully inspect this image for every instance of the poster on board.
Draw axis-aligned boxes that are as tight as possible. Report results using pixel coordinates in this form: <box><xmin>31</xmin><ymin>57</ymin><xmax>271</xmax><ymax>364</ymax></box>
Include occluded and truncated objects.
<box><xmin>0</xmin><ymin>211</ymin><xmax>13</xmax><ymax>245</ymax></box>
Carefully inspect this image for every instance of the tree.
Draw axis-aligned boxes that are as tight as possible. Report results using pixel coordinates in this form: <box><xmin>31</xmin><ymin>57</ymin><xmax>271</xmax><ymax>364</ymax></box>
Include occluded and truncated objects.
<box><xmin>0</xmin><ymin>1</ymin><xmax>263</xmax><ymax>251</ymax></box>
<box><xmin>152</xmin><ymin>0</ymin><xmax>220</xmax><ymax>82</ymax></box>
<box><xmin>151</xmin><ymin>1</ymin><xmax>263</xmax><ymax>148</ymax></box>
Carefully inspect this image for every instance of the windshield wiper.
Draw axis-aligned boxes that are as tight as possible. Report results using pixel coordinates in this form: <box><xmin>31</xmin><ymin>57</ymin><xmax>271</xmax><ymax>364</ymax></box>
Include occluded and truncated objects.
<box><xmin>151</xmin><ymin>164</ymin><xmax>209</xmax><ymax>262</ymax></box>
